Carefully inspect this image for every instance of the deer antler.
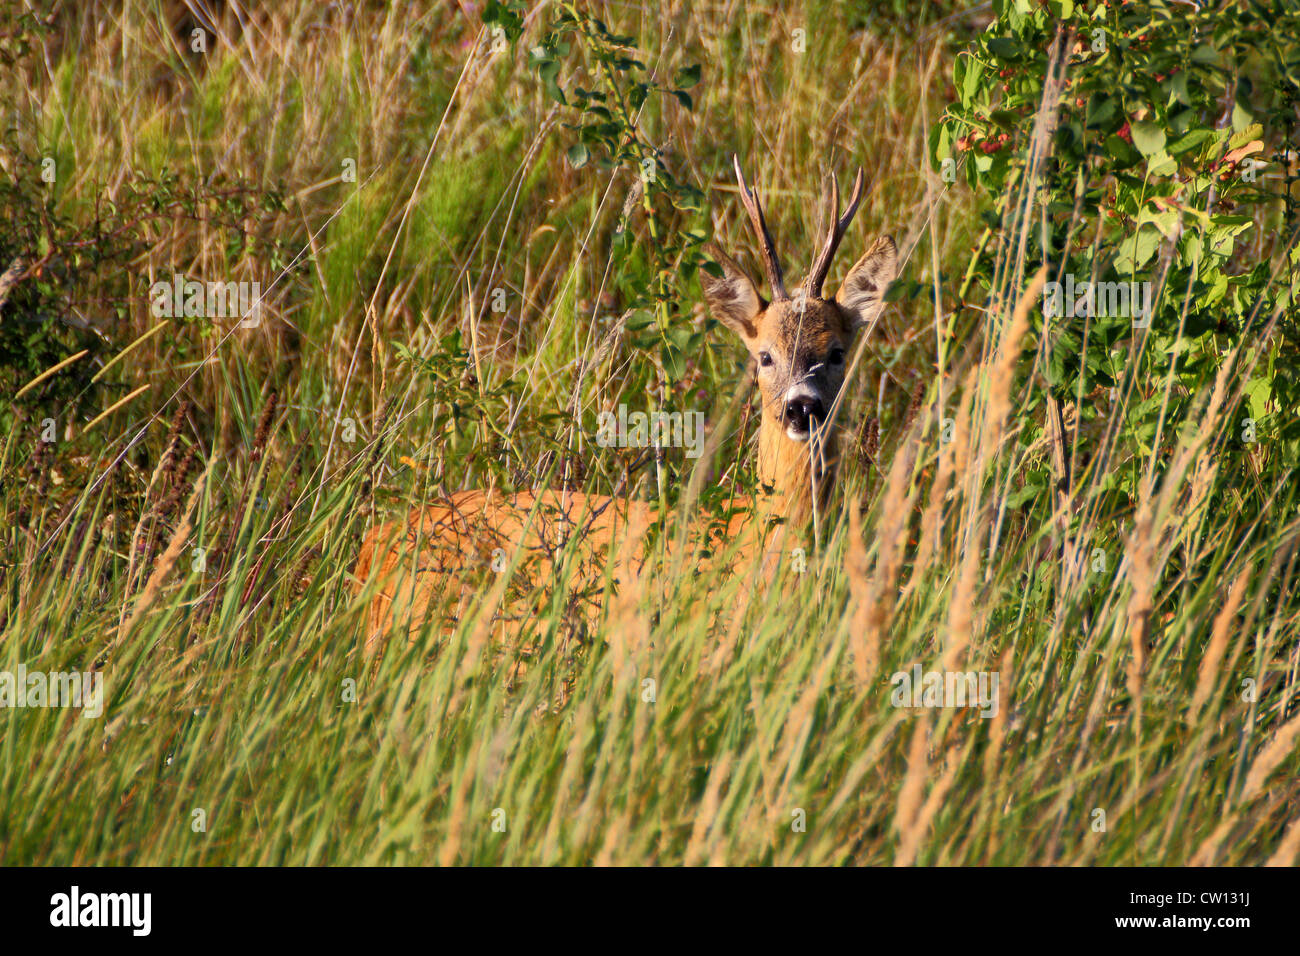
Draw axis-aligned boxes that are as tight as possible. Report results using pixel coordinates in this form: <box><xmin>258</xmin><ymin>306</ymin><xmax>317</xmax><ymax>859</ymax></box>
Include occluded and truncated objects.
<box><xmin>732</xmin><ymin>154</ymin><xmax>788</xmax><ymax>301</ymax></box>
<box><xmin>805</xmin><ymin>167</ymin><xmax>866</xmax><ymax>299</ymax></box>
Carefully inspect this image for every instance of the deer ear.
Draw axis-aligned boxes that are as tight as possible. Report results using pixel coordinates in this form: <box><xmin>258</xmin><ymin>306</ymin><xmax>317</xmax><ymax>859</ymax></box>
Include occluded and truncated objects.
<box><xmin>702</xmin><ymin>247</ymin><xmax>765</xmax><ymax>342</ymax></box>
<box><xmin>836</xmin><ymin>236</ymin><xmax>897</xmax><ymax>330</ymax></box>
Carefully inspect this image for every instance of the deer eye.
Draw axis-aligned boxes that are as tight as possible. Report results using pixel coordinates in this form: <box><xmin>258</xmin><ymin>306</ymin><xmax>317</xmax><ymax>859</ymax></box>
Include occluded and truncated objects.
<box><xmin>828</xmin><ymin>347</ymin><xmax>846</xmax><ymax>365</ymax></box>
<box><xmin>758</xmin><ymin>351</ymin><xmax>774</xmax><ymax>368</ymax></box>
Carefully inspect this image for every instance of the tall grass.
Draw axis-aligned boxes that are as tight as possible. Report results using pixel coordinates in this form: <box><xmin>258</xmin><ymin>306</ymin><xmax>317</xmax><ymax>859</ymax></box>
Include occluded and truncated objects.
<box><xmin>1</xmin><ymin>1</ymin><xmax>1296</xmax><ymax>865</ymax></box>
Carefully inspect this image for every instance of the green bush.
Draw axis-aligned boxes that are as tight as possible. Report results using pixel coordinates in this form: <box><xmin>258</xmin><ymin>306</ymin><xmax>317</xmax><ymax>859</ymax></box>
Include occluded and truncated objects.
<box><xmin>934</xmin><ymin>0</ymin><xmax>1300</xmax><ymax>509</ymax></box>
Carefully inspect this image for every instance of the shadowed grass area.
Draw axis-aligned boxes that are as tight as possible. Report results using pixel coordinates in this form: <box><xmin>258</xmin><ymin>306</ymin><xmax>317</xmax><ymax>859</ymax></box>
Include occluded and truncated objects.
<box><xmin>0</xmin><ymin>1</ymin><xmax>1297</xmax><ymax>865</ymax></box>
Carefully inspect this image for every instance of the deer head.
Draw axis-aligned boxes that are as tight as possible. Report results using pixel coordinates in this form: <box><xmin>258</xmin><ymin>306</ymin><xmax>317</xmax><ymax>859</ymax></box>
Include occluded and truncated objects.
<box><xmin>703</xmin><ymin>155</ymin><xmax>897</xmax><ymax>515</ymax></box>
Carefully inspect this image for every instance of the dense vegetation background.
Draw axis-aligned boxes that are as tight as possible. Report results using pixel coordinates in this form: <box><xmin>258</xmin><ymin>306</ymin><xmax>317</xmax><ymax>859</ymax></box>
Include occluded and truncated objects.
<box><xmin>1</xmin><ymin>0</ymin><xmax>1298</xmax><ymax>864</ymax></box>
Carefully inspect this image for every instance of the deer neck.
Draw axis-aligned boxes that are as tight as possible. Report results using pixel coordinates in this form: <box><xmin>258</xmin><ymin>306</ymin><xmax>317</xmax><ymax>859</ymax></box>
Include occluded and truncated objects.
<box><xmin>756</xmin><ymin>409</ymin><xmax>838</xmax><ymax>525</ymax></box>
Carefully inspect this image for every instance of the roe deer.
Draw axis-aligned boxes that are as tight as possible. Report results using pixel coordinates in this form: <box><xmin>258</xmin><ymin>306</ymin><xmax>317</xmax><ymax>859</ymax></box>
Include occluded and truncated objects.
<box><xmin>352</xmin><ymin>155</ymin><xmax>897</xmax><ymax>656</ymax></box>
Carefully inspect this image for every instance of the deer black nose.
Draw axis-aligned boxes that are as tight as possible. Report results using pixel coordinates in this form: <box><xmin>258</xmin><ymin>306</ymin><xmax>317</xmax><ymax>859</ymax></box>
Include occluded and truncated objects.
<box><xmin>784</xmin><ymin>395</ymin><xmax>824</xmax><ymax>431</ymax></box>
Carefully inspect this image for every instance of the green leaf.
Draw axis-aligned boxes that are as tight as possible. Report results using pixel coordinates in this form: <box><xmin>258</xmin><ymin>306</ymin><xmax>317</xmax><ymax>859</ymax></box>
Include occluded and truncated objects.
<box><xmin>625</xmin><ymin>309</ymin><xmax>655</xmax><ymax>330</ymax></box>
<box><xmin>1244</xmin><ymin>375</ymin><xmax>1270</xmax><ymax>421</ymax></box>
<box><xmin>1231</xmin><ymin>100</ymin><xmax>1254</xmax><ymax>133</ymax></box>
<box><xmin>1113</xmin><ymin>225</ymin><xmax>1162</xmax><ymax>276</ymax></box>
<box><xmin>1138</xmin><ymin>206</ymin><xmax>1180</xmax><ymax>240</ymax></box>
<box><xmin>566</xmin><ymin>143</ymin><xmax>589</xmax><ymax>168</ymax></box>
<box><xmin>673</xmin><ymin>64</ymin><xmax>701</xmax><ymax>88</ymax></box>
<box><xmin>987</xmin><ymin>37</ymin><xmax>1020</xmax><ymax>60</ymax></box>
<box><xmin>1228</xmin><ymin>123</ymin><xmax>1263</xmax><ymax>150</ymax></box>
<box><xmin>1146</xmin><ymin>151</ymin><xmax>1177</xmax><ymax>177</ymax></box>
<box><xmin>660</xmin><ymin>342</ymin><xmax>685</xmax><ymax>379</ymax></box>
<box><xmin>960</xmin><ymin>54</ymin><xmax>985</xmax><ymax>104</ymax></box>
<box><xmin>1167</xmin><ymin>128</ymin><xmax>1211</xmax><ymax>156</ymax></box>
<box><xmin>930</xmin><ymin>122</ymin><xmax>951</xmax><ymax>167</ymax></box>
<box><xmin>1103</xmin><ymin>134</ymin><xmax>1140</xmax><ymax>168</ymax></box>
<box><xmin>1005</xmin><ymin>479</ymin><xmax>1042</xmax><ymax>510</ymax></box>
<box><xmin>1129</xmin><ymin>120</ymin><xmax>1166</xmax><ymax>157</ymax></box>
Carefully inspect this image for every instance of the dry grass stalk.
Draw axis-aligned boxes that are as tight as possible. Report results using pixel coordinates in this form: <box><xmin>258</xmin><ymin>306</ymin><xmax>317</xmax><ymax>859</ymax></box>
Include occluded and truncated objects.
<box><xmin>911</xmin><ymin>371</ymin><xmax>975</xmax><ymax>598</ymax></box>
<box><xmin>116</xmin><ymin>459</ymin><xmax>211</xmax><ymax>645</ymax></box>
<box><xmin>1265</xmin><ymin>813</ymin><xmax>1300</xmax><ymax>867</ymax></box>
<box><xmin>983</xmin><ymin>647</ymin><xmax>1013</xmax><ymax>783</ymax></box>
<box><xmin>944</xmin><ymin>270</ymin><xmax>1043</xmax><ymax>672</ymax></box>
<box><xmin>1188</xmin><ymin>571</ymin><xmax>1249</xmax><ymax>724</ymax></box>
<box><xmin>894</xmin><ymin>714</ymin><xmax>951</xmax><ymax>866</ymax></box>
<box><xmin>1191</xmin><ymin>710</ymin><xmax>1300</xmax><ymax>864</ymax></box>
<box><xmin>1124</xmin><ymin>484</ymin><xmax>1154</xmax><ymax>718</ymax></box>
<box><xmin>859</xmin><ymin>428</ymin><xmax>922</xmax><ymax>679</ymax></box>
<box><xmin>846</xmin><ymin>497</ymin><xmax>878</xmax><ymax>684</ymax></box>
<box><xmin>902</xmin><ymin>752</ymin><xmax>960</xmax><ymax>865</ymax></box>
<box><xmin>683</xmin><ymin>752</ymin><xmax>735</xmax><ymax>866</ymax></box>
<box><xmin>1241</xmin><ymin>711</ymin><xmax>1300</xmax><ymax>801</ymax></box>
